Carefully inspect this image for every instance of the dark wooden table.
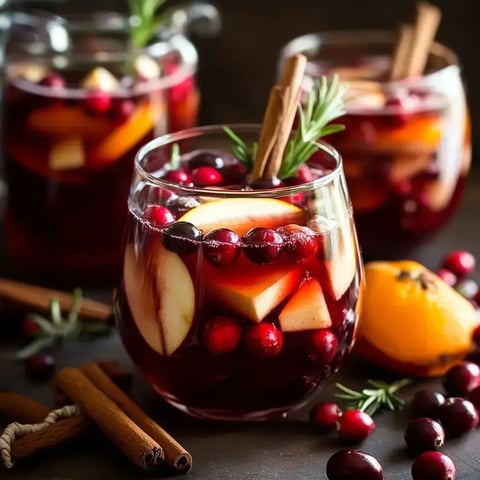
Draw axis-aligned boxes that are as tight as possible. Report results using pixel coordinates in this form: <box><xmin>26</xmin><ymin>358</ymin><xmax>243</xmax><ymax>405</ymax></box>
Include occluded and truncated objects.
<box><xmin>1</xmin><ymin>167</ymin><xmax>480</xmax><ymax>480</ymax></box>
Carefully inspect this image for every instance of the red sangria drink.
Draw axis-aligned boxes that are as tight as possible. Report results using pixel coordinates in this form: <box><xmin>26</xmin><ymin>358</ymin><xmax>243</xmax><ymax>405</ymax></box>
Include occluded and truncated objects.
<box><xmin>2</xmin><ymin>11</ymin><xmax>199</xmax><ymax>280</ymax></box>
<box><xmin>115</xmin><ymin>125</ymin><xmax>364</xmax><ymax>421</ymax></box>
<box><xmin>280</xmin><ymin>31</ymin><xmax>471</xmax><ymax>258</ymax></box>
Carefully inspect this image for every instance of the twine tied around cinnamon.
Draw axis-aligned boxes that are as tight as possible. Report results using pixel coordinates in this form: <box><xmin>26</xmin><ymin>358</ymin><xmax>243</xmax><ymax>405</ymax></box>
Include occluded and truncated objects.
<box><xmin>0</xmin><ymin>404</ymin><xmax>80</xmax><ymax>469</ymax></box>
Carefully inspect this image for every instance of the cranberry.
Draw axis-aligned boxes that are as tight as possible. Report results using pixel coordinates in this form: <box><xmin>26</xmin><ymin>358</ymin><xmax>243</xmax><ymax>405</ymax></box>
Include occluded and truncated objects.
<box><xmin>144</xmin><ymin>205</ymin><xmax>175</xmax><ymax>227</ymax></box>
<box><xmin>472</xmin><ymin>325</ymin><xmax>480</xmax><ymax>347</ymax></box>
<box><xmin>411</xmin><ymin>452</ymin><xmax>456</xmax><ymax>480</ymax></box>
<box><xmin>19</xmin><ymin>316</ymin><xmax>41</xmax><ymax>337</ymax></box>
<box><xmin>242</xmin><ymin>227</ymin><xmax>283</xmax><ymax>264</ymax></box>
<box><xmin>326</xmin><ymin>449</ymin><xmax>383</xmax><ymax>480</ymax></box>
<box><xmin>455</xmin><ymin>278</ymin><xmax>479</xmax><ymax>299</ymax></box>
<box><xmin>411</xmin><ymin>390</ymin><xmax>445</xmax><ymax>419</ymax></box>
<box><xmin>404</xmin><ymin>417</ymin><xmax>445</xmax><ymax>455</ymax></box>
<box><xmin>293</xmin><ymin>164</ymin><xmax>314</xmax><ymax>183</ymax></box>
<box><xmin>435</xmin><ymin>268</ymin><xmax>457</xmax><ymax>287</ymax></box>
<box><xmin>249</xmin><ymin>177</ymin><xmax>284</xmax><ymax>189</ymax></box>
<box><xmin>244</xmin><ymin>322</ymin><xmax>283</xmax><ymax>359</ymax></box>
<box><xmin>310</xmin><ymin>402</ymin><xmax>343</xmax><ymax>432</ymax></box>
<box><xmin>203</xmin><ymin>228</ymin><xmax>241</xmax><ymax>267</ymax></box>
<box><xmin>24</xmin><ymin>353</ymin><xmax>56</xmax><ymax>381</ymax></box>
<box><xmin>164</xmin><ymin>169</ymin><xmax>192</xmax><ymax>184</ymax></box>
<box><xmin>162</xmin><ymin>221</ymin><xmax>202</xmax><ymax>255</ymax></box>
<box><xmin>310</xmin><ymin>329</ymin><xmax>338</xmax><ymax>363</ymax></box>
<box><xmin>439</xmin><ymin>397</ymin><xmax>479</xmax><ymax>437</ymax></box>
<box><xmin>191</xmin><ymin>166</ymin><xmax>223</xmax><ymax>187</ymax></box>
<box><xmin>442</xmin><ymin>361</ymin><xmax>480</xmax><ymax>397</ymax></box>
<box><xmin>336</xmin><ymin>409</ymin><xmax>375</xmax><ymax>443</ymax></box>
<box><xmin>441</xmin><ymin>250</ymin><xmax>476</xmax><ymax>278</ymax></box>
<box><xmin>467</xmin><ymin>385</ymin><xmax>480</xmax><ymax>411</ymax></box>
<box><xmin>39</xmin><ymin>74</ymin><xmax>65</xmax><ymax>89</ymax></box>
<box><xmin>109</xmin><ymin>98</ymin><xmax>136</xmax><ymax>122</ymax></box>
<box><xmin>188</xmin><ymin>152</ymin><xmax>225</xmax><ymax>170</ymax></box>
<box><xmin>202</xmin><ymin>316</ymin><xmax>243</xmax><ymax>355</ymax></box>
<box><xmin>84</xmin><ymin>90</ymin><xmax>112</xmax><ymax>115</ymax></box>
<box><xmin>278</xmin><ymin>224</ymin><xmax>318</xmax><ymax>262</ymax></box>
<box><xmin>384</xmin><ymin>94</ymin><xmax>417</xmax><ymax>126</ymax></box>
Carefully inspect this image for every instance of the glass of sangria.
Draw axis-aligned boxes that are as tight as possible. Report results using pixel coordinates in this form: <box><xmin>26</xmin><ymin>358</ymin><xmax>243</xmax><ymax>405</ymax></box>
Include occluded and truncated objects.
<box><xmin>1</xmin><ymin>7</ymin><xmax>218</xmax><ymax>280</ymax></box>
<box><xmin>279</xmin><ymin>31</ymin><xmax>471</xmax><ymax>258</ymax></box>
<box><xmin>115</xmin><ymin>124</ymin><xmax>364</xmax><ymax>421</ymax></box>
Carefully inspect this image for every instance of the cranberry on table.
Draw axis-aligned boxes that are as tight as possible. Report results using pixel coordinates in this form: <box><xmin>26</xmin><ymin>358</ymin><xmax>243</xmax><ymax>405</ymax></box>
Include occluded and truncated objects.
<box><xmin>191</xmin><ymin>166</ymin><xmax>223</xmax><ymax>187</ymax></box>
<box><xmin>310</xmin><ymin>401</ymin><xmax>343</xmax><ymax>432</ymax></box>
<box><xmin>442</xmin><ymin>361</ymin><xmax>480</xmax><ymax>397</ymax></box>
<box><xmin>84</xmin><ymin>90</ymin><xmax>112</xmax><ymax>115</ymax></box>
<box><xmin>244</xmin><ymin>322</ymin><xmax>283</xmax><ymax>359</ymax></box>
<box><xmin>404</xmin><ymin>417</ymin><xmax>445</xmax><ymax>455</ymax></box>
<box><xmin>202</xmin><ymin>316</ymin><xmax>243</xmax><ymax>355</ymax></box>
<box><xmin>435</xmin><ymin>268</ymin><xmax>457</xmax><ymax>287</ymax></box>
<box><xmin>439</xmin><ymin>397</ymin><xmax>479</xmax><ymax>437</ymax></box>
<box><xmin>144</xmin><ymin>205</ymin><xmax>175</xmax><ymax>227</ymax></box>
<box><xmin>24</xmin><ymin>353</ymin><xmax>56</xmax><ymax>381</ymax></box>
<box><xmin>326</xmin><ymin>449</ymin><xmax>384</xmax><ymax>480</ymax></box>
<box><xmin>188</xmin><ymin>152</ymin><xmax>225</xmax><ymax>170</ymax></box>
<box><xmin>411</xmin><ymin>390</ymin><xmax>445</xmax><ymax>419</ymax></box>
<box><xmin>242</xmin><ymin>227</ymin><xmax>283</xmax><ymax>265</ymax></box>
<box><xmin>310</xmin><ymin>329</ymin><xmax>338</xmax><ymax>363</ymax></box>
<box><xmin>336</xmin><ymin>409</ymin><xmax>375</xmax><ymax>443</ymax></box>
<box><xmin>162</xmin><ymin>221</ymin><xmax>203</xmax><ymax>255</ymax></box>
<box><xmin>19</xmin><ymin>316</ymin><xmax>41</xmax><ymax>337</ymax></box>
<box><xmin>411</xmin><ymin>452</ymin><xmax>456</xmax><ymax>480</ymax></box>
<box><xmin>203</xmin><ymin>228</ymin><xmax>241</xmax><ymax>267</ymax></box>
<box><xmin>278</xmin><ymin>224</ymin><xmax>318</xmax><ymax>262</ymax></box>
<box><xmin>441</xmin><ymin>250</ymin><xmax>476</xmax><ymax>277</ymax></box>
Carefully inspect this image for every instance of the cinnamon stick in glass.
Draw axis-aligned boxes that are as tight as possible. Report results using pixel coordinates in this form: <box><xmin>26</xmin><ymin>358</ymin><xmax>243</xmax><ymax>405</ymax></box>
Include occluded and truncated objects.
<box><xmin>81</xmin><ymin>362</ymin><xmax>192</xmax><ymax>473</ymax></box>
<box><xmin>55</xmin><ymin>367</ymin><xmax>164</xmax><ymax>471</ymax></box>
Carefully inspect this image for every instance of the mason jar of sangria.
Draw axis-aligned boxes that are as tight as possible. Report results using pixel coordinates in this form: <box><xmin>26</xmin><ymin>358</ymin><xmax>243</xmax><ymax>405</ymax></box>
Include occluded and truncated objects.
<box><xmin>2</xmin><ymin>6</ymin><xmax>219</xmax><ymax>280</ymax></box>
<box><xmin>114</xmin><ymin>125</ymin><xmax>364</xmax><ymax>421</ymax></box>
<box><xmin>279</xmin><ymin>31</ymin><xmax>471</xmax><ymax>258</ymax></box>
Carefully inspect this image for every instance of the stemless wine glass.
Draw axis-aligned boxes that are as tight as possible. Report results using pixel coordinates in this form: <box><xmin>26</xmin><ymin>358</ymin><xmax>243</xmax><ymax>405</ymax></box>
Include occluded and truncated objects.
<box><xmin>279</xmin><ymin>31</ymin><xmax>471</xmax><ymax>259</ymax></box>
<box><xmin>2</xmin><ymin>6</ymin><xmax>218</xmax><ymax>280</ymax></box>
<box><xmin>115</xmin><ymin>125</ymin><xmax>364</xmax><ymax>421</ymax></box>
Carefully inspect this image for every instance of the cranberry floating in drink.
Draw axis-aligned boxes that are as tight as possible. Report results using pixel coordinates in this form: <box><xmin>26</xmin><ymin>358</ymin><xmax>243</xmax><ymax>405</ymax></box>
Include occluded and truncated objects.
<box><xmin>115</xmin><ymin>58</ymin><xmax>364</xmax><ymax>421</ymax></box>
<box><xmin>1</xmin><ymin>6</ymin><xmax>219</xmax><ymax>279</ymax></box>
<box><xmin>280</xmin><ymin>4</ymin><xmax>470</xmax><ymax>258</ymax></box>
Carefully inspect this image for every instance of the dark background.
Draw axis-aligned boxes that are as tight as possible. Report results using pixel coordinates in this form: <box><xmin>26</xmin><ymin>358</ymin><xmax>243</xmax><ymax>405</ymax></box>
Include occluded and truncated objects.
<box><xmin>15</xmin><ymin>0</ymin><xmax>479</xmax><ymax>151</ymax></box>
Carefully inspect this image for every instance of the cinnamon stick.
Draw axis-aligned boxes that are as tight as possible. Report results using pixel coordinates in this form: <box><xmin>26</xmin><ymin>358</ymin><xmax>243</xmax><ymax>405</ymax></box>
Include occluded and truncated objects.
<box><xmin>389</xmin><ymin>23</ymin><xmax>414</xmax><ymax>80</ymax></box>
<box><xmin>252</xmin><ymin>54</ymin><xmax>307</xmax><ymax>180</ymax></box>
<box><xmin>81</xmin><ymin>362</ymin><xmax>192</xmax><ymax>473</ymax></box>
<box><xmin>405</xmin><ymin>2</ymin><xmax>441</xmax><ymax>76</ymax></box>
<box><xmin>55</xmin><ymin>367</ymin><xmax>164</xmax><ymax>471</ymax></box>
<box><xmin>0</xmin><ymin>278</ymin><xmax>113</xmax><ymax>323</ymax></box>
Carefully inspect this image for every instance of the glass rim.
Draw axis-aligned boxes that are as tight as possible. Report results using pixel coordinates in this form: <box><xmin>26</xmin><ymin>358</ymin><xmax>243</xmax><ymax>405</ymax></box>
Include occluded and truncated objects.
<box><xmin>134</xmin><ymin>124</ymin><xmax>344</xmax><ymax>197</ymax></box>
<box><xmin>279</xmin><ymin>29</ymin><xmax>461</xmax><ymax>85</ymax></box>
<box><xmin>7</xmin><ymin>35</ymin><xmax>198</xmax><ymax>99</ymax></box>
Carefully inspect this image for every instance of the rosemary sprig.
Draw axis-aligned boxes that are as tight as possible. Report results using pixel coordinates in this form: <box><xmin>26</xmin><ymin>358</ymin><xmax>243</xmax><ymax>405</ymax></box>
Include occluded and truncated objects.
<box><xmin>128</xmin><ymin>0</ymin><xmax>169</xmax><ymax>48</ymax></box>
<box><xmin>335</xmin><ymin>378</ymin><xmax>412</xmax><ymax>416</ymax></box>
<box><xmin>15</xmin><ymin>288</ymin><xmax>112</xmax><ymax>360</ymax></box>
<box><xmin>224</xmin><ymin>75</ymin><xmax>348</xmax><ymax>180</ymax></box>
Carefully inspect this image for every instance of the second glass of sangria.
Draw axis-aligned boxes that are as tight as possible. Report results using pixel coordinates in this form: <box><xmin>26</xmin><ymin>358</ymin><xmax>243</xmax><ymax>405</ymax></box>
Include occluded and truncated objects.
<box><xmin>2</xmin><ymin>8</ymin><xmax>209</xmax><ymax>280</ymax></box>
<box><xmin>280</xmin><ymin>31</ymin><xmax>471</xmax><ymax>258</ymax></box>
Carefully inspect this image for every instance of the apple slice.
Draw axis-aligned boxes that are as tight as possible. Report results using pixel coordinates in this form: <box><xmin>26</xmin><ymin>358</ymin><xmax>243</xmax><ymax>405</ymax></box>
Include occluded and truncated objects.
<box><xmin>278</xmin><ymin>278</ymin><xmax>331</xmax><ymax>332</ymax></box>
<box><xmin>324</xmin><ymin>221</ymin><xmax>358</xmax><ymax>300</ymax></box>
<box><xmin>207</xmin><ymin>262</ymin><xmax>303</xmax><ymax>322</ymax></box>
<box><xmin>48</xmin><ymin>136</ymin><xmax>86</xmax><ymax>170</ymax></box>
<box><xmin>134</xmin><ymin>55</ymin><xmax>161</xmax><ymax>80</ymax></box>
<box><xmin>123</xmin><ymin>242</ymin><xmax>195</xmax><ymax>356</ymax></box>
<box><xmin>82</xmin><ymin>66</ymin><xmax>119</xmax><ymax>92</ymax></box>
<box><xmin>389</xmin><ymin>153</ymin><xmax>433</xmax><ymax>183</ymax></box>
<box><xmin>178</xmin><ymin>198</ymin><xmax>305</xmax><ymax>236</ymax></box>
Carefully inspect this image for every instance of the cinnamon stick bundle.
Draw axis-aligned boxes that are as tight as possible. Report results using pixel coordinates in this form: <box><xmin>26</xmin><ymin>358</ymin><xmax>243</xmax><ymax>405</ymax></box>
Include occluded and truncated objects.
<box><xmin>55</xmin><ymin>367</ymin><xmax>164</xmax><ymax>472</ymax></box>
<box><xmin>81</xmin><ymin>363</ymin><xmax>192</xmax><ymax>473</ymax></box>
